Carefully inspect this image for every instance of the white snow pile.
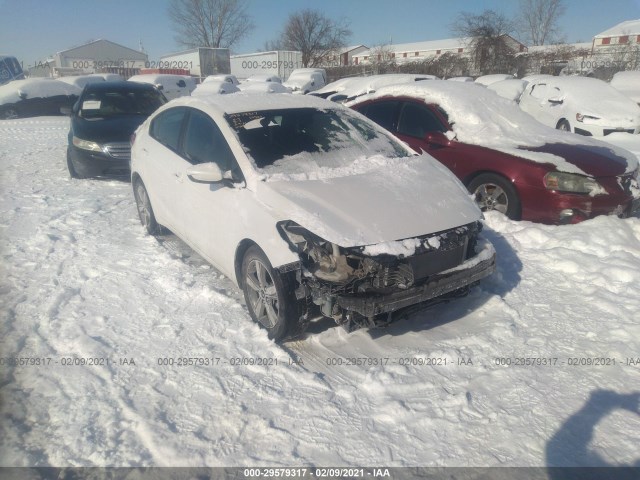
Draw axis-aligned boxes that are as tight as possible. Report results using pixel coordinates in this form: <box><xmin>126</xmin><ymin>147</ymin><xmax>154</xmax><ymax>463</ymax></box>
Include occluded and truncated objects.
<box><xmin>1</xmin><ymin>118</ymin><xmax>640</xmax><ymax>468</ymax></box>
<box><xmin>486</xmin><ymin>79</ymin><xmax>528</xmax><ymax>101</ymax></box>
<box><xmin>350</xmin><ymin>81</ymin><xmax>639</xmax><ymax>174</ymax></box>
<box><xmin>0</xmin><ymin>78</ymin><xmax>81</xmax><ymax>105</ymax></box>
<box><xmin>474</xmin><ymin>73</ymin><xmax>514</xmax><ymax>86</ymax></box>
<box><xmin>610</xmin><ymin>71</ymin><xmax>640</xmax><ymax>104</ymax></box>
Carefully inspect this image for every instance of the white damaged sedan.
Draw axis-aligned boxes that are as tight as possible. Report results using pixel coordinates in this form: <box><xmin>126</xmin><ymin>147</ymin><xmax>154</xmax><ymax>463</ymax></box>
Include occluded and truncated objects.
<box><xmin>130</xmin><ymin>94</ymin><xmax>496</xmax><ymax>340</ymax></box>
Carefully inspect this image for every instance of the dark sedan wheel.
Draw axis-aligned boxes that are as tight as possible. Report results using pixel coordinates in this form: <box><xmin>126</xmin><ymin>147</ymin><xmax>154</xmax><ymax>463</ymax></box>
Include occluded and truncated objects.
<box><xmin>241</xmin><ymin>246</ymin><xmax>297</xmax><ymax>341</ymax></box>
<box><xmin>468</xmin><ymin>173</ymin><xmax>521</xmax><ymax>220</ymax></box>
<box><xmin>66</xmin><ymin>149</ymin><xmax>86</xmax><ymax>179</ymax></box>
<box><xmin>133</xmin><ymin>179</ymin><xmax>160</xmax><ymax>235</ymax></box>
<box><xmin>557</xmin><ymin>119</ymin><xmax>571</xmax><ymax>132</ymax></box>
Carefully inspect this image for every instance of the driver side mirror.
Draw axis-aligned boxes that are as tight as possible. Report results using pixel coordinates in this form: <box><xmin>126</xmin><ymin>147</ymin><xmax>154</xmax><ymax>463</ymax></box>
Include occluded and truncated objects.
<box><xmin>186</xmin><ymin>162</ymin><xmax>226</xmax><ymax>183</ymax></box>
<box><xmin>424</xmin><ymin>131</ymin><xmax>452</xmax><ymax>147</ymax></box>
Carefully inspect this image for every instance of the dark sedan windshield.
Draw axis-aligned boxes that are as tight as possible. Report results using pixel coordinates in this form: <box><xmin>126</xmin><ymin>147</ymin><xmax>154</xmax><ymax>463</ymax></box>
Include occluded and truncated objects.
<box><xmin>80</xmin><ymin>88</ymin><xmax>165</xmax><ymax>118</ymax></box>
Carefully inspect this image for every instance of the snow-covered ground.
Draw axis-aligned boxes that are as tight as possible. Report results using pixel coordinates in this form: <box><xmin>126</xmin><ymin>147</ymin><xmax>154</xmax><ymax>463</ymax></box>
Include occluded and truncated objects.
<box><xmin>1</xmin><ymin>118</ymin><xmax>639</xmax><ymax>468</ymax></box>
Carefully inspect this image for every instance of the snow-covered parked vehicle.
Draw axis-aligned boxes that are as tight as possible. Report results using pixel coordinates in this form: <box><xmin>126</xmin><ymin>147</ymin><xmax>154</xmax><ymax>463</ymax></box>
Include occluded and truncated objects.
<box><xmin>519</xmin><ymin>76</ymin><xmax>640</xmax><ymax>136</ymax></box>
<box><xmin>283</xmin><ymin>68</ymin><xmax>327</xmax><ymax>94</ymax></box>
<box><xmin>0</xmin><ymin>78</ymin><xmax>80</xmax><ymax>119</ymax></box>
<box><xmin>128</xmin><ymin>74</ymin><xmax>195</xmax><ymax>100</ymax></box>
<box><xmin>130</xmin><ymin>94</ymin><xmax>496</xmax><ymax>340</ymax></box>
<box><xmin>610</xmin><ymin>71</ymin><xmax>640</xmax><ymax>105</ymax></box>
<box><xmin>192</xmin><ymin>80</ymin><xmax>240</xmax><ymax>96</ymax></box>
<box><xmin>348</xmin><ymin>81</ymin><xmax>640</xmax><ymax>224</ymax></box>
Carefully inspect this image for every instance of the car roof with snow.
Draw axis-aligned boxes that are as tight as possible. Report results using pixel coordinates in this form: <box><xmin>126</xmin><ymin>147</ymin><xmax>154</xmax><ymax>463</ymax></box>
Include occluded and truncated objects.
<box><xmin>163</xmin><ymin>91</ymin><xmax>339</xmax><ymax>115</ymax></box>
<box><xmin>348</xmin><ymin>80</ymin><xmax>639</xmax><ymax>174</ymax></box>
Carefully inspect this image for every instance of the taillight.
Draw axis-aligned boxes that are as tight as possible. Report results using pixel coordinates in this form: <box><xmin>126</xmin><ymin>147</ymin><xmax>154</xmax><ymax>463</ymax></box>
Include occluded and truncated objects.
<box><xmin>130</xmin><ymin>132</ymin><xmax>136</xmax><ymax>145</ymax></box>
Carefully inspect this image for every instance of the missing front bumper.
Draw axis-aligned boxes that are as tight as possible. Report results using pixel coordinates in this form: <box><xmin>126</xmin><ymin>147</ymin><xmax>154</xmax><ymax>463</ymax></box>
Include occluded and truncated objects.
<box><xmin>336</xmin><ymin>252</ymin><xmax>496</xmax><ymax>318</ymax></box>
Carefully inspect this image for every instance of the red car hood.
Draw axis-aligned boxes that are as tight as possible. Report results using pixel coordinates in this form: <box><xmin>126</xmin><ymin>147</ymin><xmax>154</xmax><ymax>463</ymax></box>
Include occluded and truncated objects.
<box><xmin>519</xmin><ymin>142</ymin><xmax>636</xmax><ymax>178</ymax></box>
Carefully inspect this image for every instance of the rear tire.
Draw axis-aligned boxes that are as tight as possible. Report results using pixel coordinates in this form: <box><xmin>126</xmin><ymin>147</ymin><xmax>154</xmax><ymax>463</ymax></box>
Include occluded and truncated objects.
<box><xmin>241</xmin><ymin>246</ymin><xmax>299</xmax><ymax>341</ymax></box>
<box><xmin>468</xmin><ymin>173</ymin><xmax>521</xmax><ymax>220</ymax></box>
<box><xmin>133</xmin><ymin>179</ymin><xmax>160</xmax><ymax>235</ymax></box>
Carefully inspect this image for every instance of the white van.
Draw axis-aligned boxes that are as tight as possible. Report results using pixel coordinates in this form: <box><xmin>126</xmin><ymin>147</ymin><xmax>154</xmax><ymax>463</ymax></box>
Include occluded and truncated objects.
<box><xmin>283</xmin><ymin>68</ymin><xmax>327</xmax><ymax>94</ymax></box>
<box><xmin>128</xmin><ymin>74</ymin><xmax>195</xmax><ymax>100</ymax></box>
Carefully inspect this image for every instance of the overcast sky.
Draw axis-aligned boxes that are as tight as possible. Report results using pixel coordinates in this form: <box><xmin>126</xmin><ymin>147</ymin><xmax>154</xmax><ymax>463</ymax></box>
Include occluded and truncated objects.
<box><xmin>2</xmin><ymin>0</ymin><xmax>639</xmax><ymax>67</ymax></box>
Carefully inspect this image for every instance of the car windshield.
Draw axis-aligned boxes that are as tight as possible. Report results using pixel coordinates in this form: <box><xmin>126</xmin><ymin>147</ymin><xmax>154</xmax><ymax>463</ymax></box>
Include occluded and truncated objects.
<box><xmin>226</xmin><ymin>107</ymin><xmax>408</xmax><ymax>174</ymax></box>
<box><xmin>80</xmin><ymin>88</ymin><xmax>165</xmax><ymax>118</ymax></box>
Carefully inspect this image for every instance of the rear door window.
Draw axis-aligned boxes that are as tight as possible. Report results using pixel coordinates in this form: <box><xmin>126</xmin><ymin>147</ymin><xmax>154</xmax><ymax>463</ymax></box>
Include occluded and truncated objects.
<box><xmin>150</xmin><ymin>107</ymin><xmax>186</xmax><ymax>152</ymax></box>
<box><xmin>358</xmin><ymin>100</ymin><xmax>401</xmax><ymax>131</ymax></box>
<box><xmin>182</xmin><ymin>108</ymin><xmax>236</xmax><ymax>171</ymax></box>
<box><xmin>397</xmin><ymin>102</ymin><xmax>447</xmax><ymax>138</ymax></box>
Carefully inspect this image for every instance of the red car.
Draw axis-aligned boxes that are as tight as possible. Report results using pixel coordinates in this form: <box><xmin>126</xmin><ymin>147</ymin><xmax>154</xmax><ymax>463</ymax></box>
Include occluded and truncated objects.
<box><xmin>349</xmin><ymin>81</ymin><xmax>640</xmax><ymax>224</ymax></box>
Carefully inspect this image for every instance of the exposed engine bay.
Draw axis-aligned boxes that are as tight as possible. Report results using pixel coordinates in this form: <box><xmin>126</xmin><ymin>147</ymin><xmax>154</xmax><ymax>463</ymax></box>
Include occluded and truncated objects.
<box><xmin>277</xmin><ymin>220</ymin><xmax>495</xmax><ymax>331</ymax></box>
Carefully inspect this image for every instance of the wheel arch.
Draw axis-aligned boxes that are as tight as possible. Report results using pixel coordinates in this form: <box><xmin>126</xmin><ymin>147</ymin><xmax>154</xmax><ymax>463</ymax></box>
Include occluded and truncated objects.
<box><xmin>464</xmin><ymin>170</ymin><xmax>523</xmax><ymax>220</ymax></box>
<box><xmin>234</xmin><ymin>238</ymin><xmax>260</xmax><ymax>288</ymax></box>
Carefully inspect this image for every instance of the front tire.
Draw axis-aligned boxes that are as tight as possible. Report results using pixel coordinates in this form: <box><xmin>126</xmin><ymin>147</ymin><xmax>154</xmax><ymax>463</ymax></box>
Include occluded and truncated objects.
<box><xmin>133</xmin><ymin>179</ymin><xmax>160</xmax><ymax>235</ymax></box>
<box><xmin>0</xmin><ymin>107</ymin><xmax>19</xmax><ymax>120</ymax></box>
<box><xmin>66</xmin><ymin>148</ymin><xmax>86</xmax><ymax>179</ymax></box>
<box><xmin>241</xmin><ymin>246</ymin><xmax>298</xmax><ymax>341</ymax></box>
<box><xmin>468</xmin><ymin>173</ymin><xmax>521</xmax><ymax>220</ymax></box>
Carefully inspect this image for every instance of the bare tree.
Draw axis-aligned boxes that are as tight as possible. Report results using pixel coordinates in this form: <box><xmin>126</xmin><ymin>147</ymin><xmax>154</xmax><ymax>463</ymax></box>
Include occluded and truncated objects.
<box><xmin>169</xmin><ymin>0</ymin><xmax>254</xmax><ymax>49</ymax></box>
<box><xmin>369</xmin><ymin>44</ymin><xmax>396</xmax><ymax>73</ymax></box>
<box><xmin>451</xmin><ymin>10</ymin><xmax>517</xmax><ymax>74</ymax></box>
<box><xmin>279</xmin><ymin>9</ymin><xmax>351</xmax><ymax>67</ymax></box>
<box><xmin>518</xmin><ymin>0</ymin><xmax>566</xmax><ymax>45</ymax></box>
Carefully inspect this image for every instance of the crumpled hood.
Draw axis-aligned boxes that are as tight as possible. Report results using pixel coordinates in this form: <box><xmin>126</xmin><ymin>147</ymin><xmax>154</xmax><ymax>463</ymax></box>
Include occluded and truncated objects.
<box><xmin>255</xmin><ymin>155</ymin><xmax>482</xmax><ymax>247</ymax></box>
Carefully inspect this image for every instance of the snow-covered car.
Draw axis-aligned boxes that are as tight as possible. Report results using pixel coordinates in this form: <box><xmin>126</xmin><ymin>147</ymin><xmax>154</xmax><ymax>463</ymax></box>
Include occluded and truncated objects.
<box><xmin>237</xmin><ymin>81</ymin><xmax>290</xmax><ymax>94</ymax></box>
<box><xmin>0</xmin><ymin>78</ymin><xmax>80</xmax><ymax>119</ymax></box>
<box><xmin>130</xmin><ymin>94</ymin><xmax>496</xmax><ymax>340</ymax></box>
<box><xmin>57</xmin><ymin>75</ymin><xmax>106</xmax><ymax>89</ymax></box>
<box><xmin>66</xmin><ymin>81</ymin><xmax>166</xmax><ymax>178</ymax></box>
<box><xmin>128</xmin><ymin>74</ymin><xmax>195</xmax><ymax>100</ymax></box>
<box><xmin>312</xmin><ymin>74</ymin><xmax>437</xmax><ymax>103</ymax></box>
<box><xmin>203</xmin><ymin>74</ymin><xmax>240</xmax><ymax>85</ymax></box>
<box><xmin>192</xmin><ymin>80</ymin><xmax>240</xmax><ymax>96</ymax></box>
<box><xmin>610</xmin><ymin>71</ymin><xmax>640</xmax><ymax>105</ymax></box>
<box><xmin>486</xmin><ymin>79</ymin><xmax>528</xmax><ymax>102</ymax></box>
<box><xmin>283</xmin><ymin>68</ymin><xmax>327</xmax><ymax>94</ymax></box>
<box><xmin>474</xmin><ymin>74</ymin><xmax>514</xmax><ymax>86</ymax></box>
<box><xmin>519</xmin><ymin>76</ymin><xmax>640</xmax><ymax>136</ymax></box>
<box><xmin>244</xmin><ymin>74</ymin><xmax>282</xmax><ymax>84</ymax></box>
<box><xmin>349</xmin><ymin>81</ymin><xmax>640</xmax><ymax>224</ymax></box>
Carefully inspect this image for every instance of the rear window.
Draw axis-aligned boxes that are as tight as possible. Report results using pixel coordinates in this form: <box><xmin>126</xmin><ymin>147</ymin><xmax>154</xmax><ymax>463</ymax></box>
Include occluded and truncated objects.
<box><xmin>80</xmin><ymin>88</ymin><xmax>165</xmax><ymax>118</ymax></box>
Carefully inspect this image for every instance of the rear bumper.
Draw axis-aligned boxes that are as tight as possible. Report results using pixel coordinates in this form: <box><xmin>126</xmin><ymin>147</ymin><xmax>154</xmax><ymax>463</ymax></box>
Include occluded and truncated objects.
<box><xmin>336</xmin><ymin>244</ymin><xmax>496</xmax><ymax>318</ymax></box>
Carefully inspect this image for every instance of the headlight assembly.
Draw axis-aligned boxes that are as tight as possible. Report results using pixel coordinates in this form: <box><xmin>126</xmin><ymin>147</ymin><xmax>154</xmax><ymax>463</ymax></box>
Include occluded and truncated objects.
<box><xmin>544</xmin><ymin>171</ymin><xmax>603</xmax><ymax>194</ymax></box>
<box><xmin>576</xmin><ymin>113</ymin><xmax>600</xmax><ymax>123</ymax></box>
<box><xmin>277</xmin><ymin>221</ymin><xmax>354</xmax><ymax>283</ymax></box>
<box><xmin>73</xmin><ymin>136</ymin><xmax>103</xmax><ymax>152</ymax></box>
